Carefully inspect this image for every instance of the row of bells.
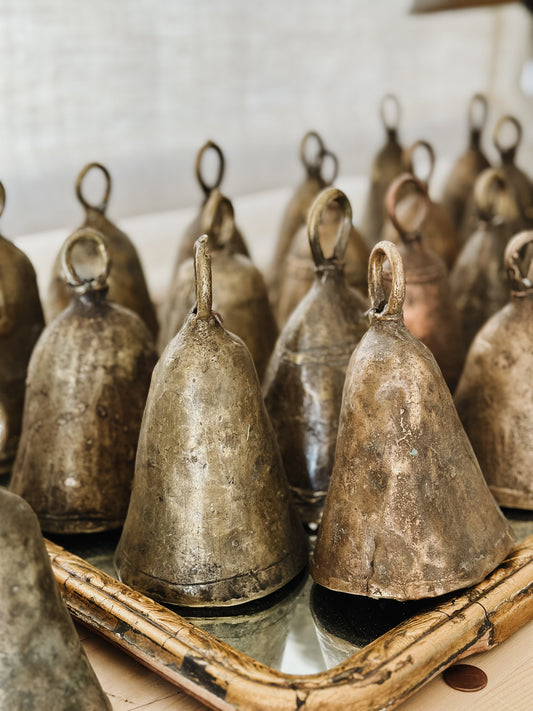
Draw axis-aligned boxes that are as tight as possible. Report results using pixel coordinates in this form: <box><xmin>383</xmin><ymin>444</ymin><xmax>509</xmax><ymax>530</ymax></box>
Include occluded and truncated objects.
<box><xmin>0</xmin><ymin>92</ymin><xmax>532</xmax><ymax>706</ymax></box>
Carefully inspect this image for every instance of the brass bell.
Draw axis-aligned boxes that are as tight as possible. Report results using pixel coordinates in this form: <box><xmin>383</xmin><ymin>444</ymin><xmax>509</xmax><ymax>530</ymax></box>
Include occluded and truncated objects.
<box><xmin>450</xmin><ymin>167</ymin><xmax>522</xmax><ymax>348</ymax></box>
<box><xmin>0</xmin><ymin>181</ymin><xmax>45</xmax><ymax>474</ymax></box>
<box><xmin>441</xmin><ymin>93</ymin><xmax>491</xmax><ymax>243</ymax></box>
<box><xmin>115</xmin><ymin>235</ymin><xmax>308</xmax><ymax>607</ymax></box>
<box><xmin>171</xmin><ymin>140</ymin><xmax>249</xmax><ymax>271</ymax></box>
<box><xmin>276</xmin><ymin>187</ymin><xmax>369</xmax><ymax>328</ymax></box>
<box><xmin>264</xmin><ymin>187</ymin><xmax>368</xmax><ymax>526</ymax></box>
<box><xmin>455</xmin><ymin>230</ymin><xmax>533</xmax><ymax>509</ymax></box>
<box><xmin>47</xmin><ymin>162</ymin><xmax>159</xmax><ymax>337</ymax></box>
<box><xmin>269</xmin><ymin>131</ymin><xmax>338</xmax><ymax>303</ymax></box>
<box><xmin>159</xmin><ymin>189</ymin><xmax>277</xmax><ymax>380</ymax></box>
<box><xmin>382</xmin><ymin>140</ymin><xmax>461</xmax><ymax>268</ymax></box>
<box><xmin>0</xmin><ymin>488</ymin><xmax>111</xmax><ymax>710</ymax></box>
<box><xmin>383</xmin><ymin>174</ymin><xmax>465</xmax><ymax>391</ymax></box>
<box><xmin>10</xmin><ymin>228</ymin><xmax>157</xmax><ymax>533</ymax></box>
<box><xmin>311</xmin><ymin>240</ymin><xmax>515</xmax><ymax>600</ymax></box>
<box><xmin>361</xmin><ymin>94</ymin><xmax>404</xmax><ymax>246</ymax></box>
<box><xmin>493</xmin><ymin>115</ymin><xmax>533</xmax><ymax>227</ymax></box>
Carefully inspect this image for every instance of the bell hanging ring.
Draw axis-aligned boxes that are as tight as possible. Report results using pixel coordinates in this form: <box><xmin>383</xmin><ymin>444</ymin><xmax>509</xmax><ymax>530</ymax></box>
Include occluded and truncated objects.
<box><xmin>493</xmin><ymin>115</ymin><xmax>533</xmax><ymax>227</ymax></box>
<box><xmin>311</xmin><ymin>239</ymin><xmax>514</xmax><ymax>600</ymax></box>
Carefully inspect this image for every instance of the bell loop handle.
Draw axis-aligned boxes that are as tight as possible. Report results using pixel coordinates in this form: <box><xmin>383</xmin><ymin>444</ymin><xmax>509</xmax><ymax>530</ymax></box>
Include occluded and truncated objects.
<box><xmin>468</xmin><ymin>93</ymin><xmax>488</xmax><ymax>135</ymax></box>
<box><xmin>368</xmin><ymin>240</ymin><xmax>405</xmax><ymax>320</ymax></box>
<box><xmin>300</xmin><ymin>131</ymin><xmax>326</xmax><ymax>175</ymax></box>
<box><xmin>493</xmin><ymin>115</ymin><xmax>522</xmax><ymax>162</ymax></box>
<box><xmin>61</xmin><ymin>228</ymin><xmax>111</xmax><ymax>294</ymax></box>
<box><xmin>403</xmin><ymin>140</ymin><xmax>435</xmax><ymax>187</ymax></box>
<box><xmin>195</xmin><ymin>140</ymin><xmax>225</xmax><ymax>196</ymax></box>
<box><xmin>473</xmin><ymin>168</ymin><xmax>509</xmax><ymax>220</ymax></box>
<box><xmin>505</xmin><ymin>230</ymin><xmax>533</xmax><ymax>296</ymax></box>
<box><xmin>308</xmin><ymin>187</ymin><xmax>352</xmax><ymax>272</ymax></box>
<box><xmin>386</xmin><ymin>173</ymin><xmax>430</xmax><ymax>243</ymax></box>
<box><xmin>200</xmin><ymin>189</ymin><xmax>235</xmax><ymax>249</ymax></box>
<box><xmin>75</xmin><ymin>163</ymin><xmax>112</xmax><ymax>214</ymax></box>
<box><xmin>0</xmin><ymin>180</ymin><xmax>5</xmax><ymax>219</ymax></box>
<box><xmin>194</xmin><ymin>235</ymin><xmax>212</xmax><ymax>320</ymax></box>
<box><xmin>380</xmin><ymin>93</ymin><xmax>401</xmax><ymax>133</ymax></box>
<box><xmin>319</xmin><ymin>148</ymin><xmax>339</xmax><ymax>186</ymax></box>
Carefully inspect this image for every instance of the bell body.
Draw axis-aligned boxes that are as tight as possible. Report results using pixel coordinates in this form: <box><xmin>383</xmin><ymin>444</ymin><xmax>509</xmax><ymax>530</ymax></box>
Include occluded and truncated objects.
<box><xmin>115</xmin><ymin>311</ymin><xmax>308</xmax><ymax>606</ymax></box>
<box><xmin>47</xmin><ymin>207</ymin><xmax>158</xmax><ymax>337</ymax></box>
<box><xmin>0</xmin><ymin>235</ymin><xmax>44</xmax><ymax>473</ymax></box>
<box><xmin>0</xmin><ymin>488</ymin><xmax>111</xmax><ymax>710</ymax></box>
<box><xmin>500</xmin><ymin>158</ymin><xmax>533</xmax><ymax>228</ymax></box>
<box><xmin>311</xmin><ymin>315</ymin><xmax>515</xmax><ymax>600</ymax></box>
<box><xmin>10</xmin><ymin>290</ymin><xmax>157</xmax><ymax>533</ymax></box>
<box><xmin>442</xmin><ymin>146</ymin><xmax>490</xmax><ymax>243</ymax></box>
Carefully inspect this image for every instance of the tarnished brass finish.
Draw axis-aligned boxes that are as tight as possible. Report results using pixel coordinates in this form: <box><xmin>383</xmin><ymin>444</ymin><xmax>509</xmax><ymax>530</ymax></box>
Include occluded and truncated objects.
<box><xmin>10</xmin><ymin>229</ymin><xmax>157</xmax><ymax>533</ymax></box>
<box><xmin>264</xmin><ymin>188</ymin><xmax>368</xmax><ymax>525</ymax></box>
<box><xmin>362</xmin><ymin>94</ymin><xmax>404</xmax><ymax>245</ymax></box>
<box><xmin>115</xmin><ymin>235</ymin><xmax>308</xmax><ymax>607</ymax></box>
<box><xmin>455</xmin><ymin>231</ymin><xmax>533</xmax><ymax>509</ymax></box>
<box><xmin>441</xmin><ymin>94</ymin><xmax>491</xmax><ymax>242</ymax></box>
<box><xmin>276</xmin><ymin>189</ymin><xmax>369</xmax><ymax>327</ymax></box>
<box><xmin>311</xmin><ymin>240</ymin><xmax>515</xmax><ymax>600</ymax></box>
<box><xmin>159</xmin><ymin>190</ymin><xmax>277</xmax><ymax>380</ymax></box>
<box><xmin>493</xmin><ymin>115</ymin><xmax>533</xmax><ymax>226</ymax></box>
<box><xmin>383</xmin><ymin>174</ymin><xmax>465</xmax><ymax>391</ymax></box>
<box><xmin>0</xmin><ymin>488</ymin><xmax>111</xmax><ymax>710</ymax></box>
<box><xmin>383</xmin><ymin>140</ymin><xmax>461</xmax><ymax>268</ymax></box>
<box><xmin>47</xmin><ymin>162</ymin><xmax>158</xmax><ymax>337</ymax></box>
<box><xmin>172</xmin><ymin>140</ymin><xmax>249</xmax><ymax>270</ymax></box>
<box><xmin>269</xmin><ymin>131</ymin><xmax>338</xmax><ymax>300</ymax></box>
<box><xmin>0</xmin><ymin>182</ymin><xmax>45</xmax><ymax>473</ymax></box>
<box><xmin>450</xmin><ymin>168</ymin><xmax>522</xmax><ymax>348</ymax></box>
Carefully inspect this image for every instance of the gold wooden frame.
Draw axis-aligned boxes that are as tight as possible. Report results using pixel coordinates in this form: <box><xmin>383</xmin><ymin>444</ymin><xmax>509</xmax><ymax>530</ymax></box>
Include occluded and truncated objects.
<box><xmin>46</xmin><ymin>534</ymin><xmax>533</xmax><ymax>711</ymax></box>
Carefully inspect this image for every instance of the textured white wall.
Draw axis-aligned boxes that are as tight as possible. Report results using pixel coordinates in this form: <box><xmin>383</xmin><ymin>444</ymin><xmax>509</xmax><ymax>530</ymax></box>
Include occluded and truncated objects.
<box><xmin>0</xmin><ymin>0</ymin><xmax>532</xmax><ymax>237</ymax></box>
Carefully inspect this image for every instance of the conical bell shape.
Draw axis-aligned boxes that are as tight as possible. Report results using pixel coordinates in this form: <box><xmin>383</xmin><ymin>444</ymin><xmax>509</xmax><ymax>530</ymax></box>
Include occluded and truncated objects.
<box><xmin>361</xmin><ymin>94</ymin><xmax>404</xmax><ymax>246</ymax></box>
<box><xmin>441</xmin><ymin>94</ymin><xmax>491</xmax><ymax>243</ymax></box>
<box><xmin>0</xmin><ymin>488</ymin><xmax>111</xmax><ymax>710</ymax></box>
<box><xmin>493</xmin><ymin>115</ymin><xmax>533</xmax><ymax>227</ymax></box>
<box><xmin>276</xmin><ymin>189</ymin><xmax>369</xmax><ymax>328</ymax></box>
<box><xmin>450</xmin><ymin>168</ymin><xmax>523</xmax><ymax>348</ymax></box>
<box><xmin>10</xmin><ymin>229</ymin><xmax>157</xmax><ymax>533</ymax></box>
<box><xmin>269</xmin><ymin>131</ymin><xmax>338</xmax><ymax>304</ymax></box>
<box><xmin>264</xmin><ymin>188</ymin><xmax>368</xmax><ymax>526</ymax></box>
<box><xmin>383</xmin><ymin>174</ymin><xmax>465</xmax><ymax>391</ymax></box>
<box><xmin>159</xmin><ymin>190</ymin><xmax>277</xmax><ymax>380</ymax></box>
<box><xmin>455</xmin><ymin>231</ymin><xmax>533</xmax><ymax>509</ymax></box>
<box><xmin>47</xmin><ymin>162</ymin><xmax>158</xmax><ymax>337</ymax></box>
<box><xmin>115</xmin><ymin>236</ymin><xmax>308</xmax><ymax>607</ymax></box>
<box><xmin>0</xmin><ymin>182</ymin><xmax>45</xmax><ymax>473</ymax></box>
<box><xmin>171</xmin><ymin>140</ymin><xmax>249</xmax><ymax>272</ymax></box>
<box><xmin>311</xmin><ymin>240</ymin><xmax>515</xmax><ymax>600</ymax></box>
<box><xmin>383</xmin><ymin>140</ymin><xmax>461</xmax><ymax>268</ymax></box>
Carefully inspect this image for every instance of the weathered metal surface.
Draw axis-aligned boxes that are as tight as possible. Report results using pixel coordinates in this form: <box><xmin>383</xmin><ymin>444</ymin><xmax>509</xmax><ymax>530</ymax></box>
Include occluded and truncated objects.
<box><xmin>493</xmin><ymin>115</ymin><xmax>533</xmax><ymax>227</ymax></box>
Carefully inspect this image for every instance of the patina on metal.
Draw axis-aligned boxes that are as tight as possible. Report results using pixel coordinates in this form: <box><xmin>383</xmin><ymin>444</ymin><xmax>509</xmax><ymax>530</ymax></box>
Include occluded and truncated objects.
<box><xmin>0</xmin><ymin>181</ymin><xmax>45</xmax><ymax>474</ymax></box>
<box><xmin>455</xmin><ymin>230</ymin><xmax>533</xmax><ymax>509</ymax></box>
<box><xmin>383</xmin><ymin>174</ymin><xmax>465</xmax><ymax>391</ymax></box>
<box><xmin>0</xmin><ymin>488</ymin><xmax>111</xmax><ymax>710</ymax></box>
<box><xmin>10</xmin><ymin>229</ymin><xmax>157</xmax><ymax>534</ymax></box>
<box><xmin>264</xmin><ymin>188</ymin><xmax>368</xmax><ymax>526</ymax></box>
<box><xmin>311</xmin><ymin>240</ymin><xmax>515</xmax><ymax>600</ymax></box>
<box><xmin>441</xmin><ymin>93</ymin><xmax>491</xmax><ymax>243</ymax></box>
<box><xmin>47</xmin><ymin>162</ymin><xmax>159</xmax><ymax>337</ymax></box>
<box><xmin>361</xmin><ymin>94</ymin><xmax>404</xmax><ymax>246</ymax></box>
<box><xmin>493</xmin><ymin>115</ymin><xmax>533</xmax><ymax>227</ymax></box>
<box><xmin>450</xmin><ymin>167</ymin><xmax>522</xmax><ymax>348</ymax></box>
<box><xmin>383</xmin><ymin>140</ymin><xmax>461</xmax><ymax>268</ymax></box>
<box><xmin>159</xmin><ymin>189</ymin><xmax>277</xmax><ymax>380</ymax></box>
<box><xmin>115</xmin><ymin>235</ymin><xmax>308</xmax><ymax>607</ymax></box>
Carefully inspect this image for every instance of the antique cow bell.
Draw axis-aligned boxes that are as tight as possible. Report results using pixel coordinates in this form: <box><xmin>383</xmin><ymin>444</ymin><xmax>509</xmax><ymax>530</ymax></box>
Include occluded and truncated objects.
<box><xmin>383</xmin><ymin>174</ymin><xmax>465</xmax><ymax>391</ymax></box>
<box><xmin>0</xmin><ymin>182</ymin><xmax>45</xmax><ymax>474</ymax></box>
<box><xmin>361</xmin><ymin>94</ymin><xmax>404</xmax><ymax>246</ymax></box>
<box><xmin>171</xmin><ymin>140</ymin><xmax>249</xmax><ymax>271</ymax></box>
<box><xmin>10</xmin><ymin>229</ymin><xmax>157</xmax><ymax>533</ymax></box>
<box><xmin>455</xmin><ymin>230</ymin><xmax>533</xmax><ymax>509</ymax></box>
<box><xmin>441</xmin><ymin>93</ymin><xmax>491</xmax><ymax>243</ymax></box>
<box><xmin>0</xmin><ymin>488</ymin><xmax>111</xmax><ymax>710</ymax></box>
<box><xmin>311</xmin><ymin>240</ymin><xmax>515</xmax><ymax>600</ymax></box>
<box><xmin>47</xmin><ymin>162</ymin><xmax>159</xmax><ymax>337</ymax></box>
<box><xmin>159</xmin><ymin>189</ymin><xmax>277</xmax><ymax>380</ymax></box>
<box><xmin>264</xmin><ymin>188</ymin><xmax>368</xmax><ymax>526</ymax></box>
<box><xmin>115</xmin><ymin>235</ymin><xmax>308</xmax><ymax>607</ymax></box>
<box><xmin>383</xmin><ymin>140</ymin><xmax>461</xmax><ymax>268</ymax></box>
<box><xmin>493</xmin><ymin>115</ymin><xmax>533</xmax><ymax>227</ymax></box>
